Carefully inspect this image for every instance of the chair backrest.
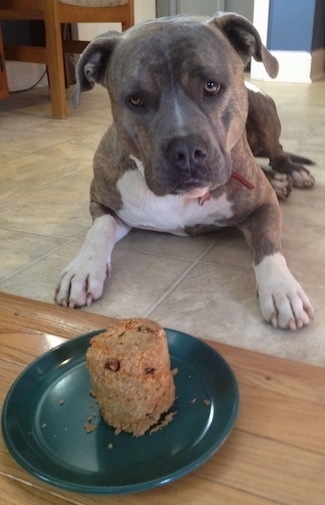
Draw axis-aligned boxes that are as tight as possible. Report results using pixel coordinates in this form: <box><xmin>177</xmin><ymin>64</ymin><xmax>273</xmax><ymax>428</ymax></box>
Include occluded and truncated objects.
<box><xmin>57</xmin><ymin>0</ymin><xmax>134</xmax><ymax>29</ymax></box>
<box><xmin>61</xmin><ymin>1</ymin><xmax>129</xmax><ymax>6</ymax></box>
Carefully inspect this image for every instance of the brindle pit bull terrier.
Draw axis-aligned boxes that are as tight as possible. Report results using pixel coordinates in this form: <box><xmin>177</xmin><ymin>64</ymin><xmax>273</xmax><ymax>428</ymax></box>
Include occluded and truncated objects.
<box><xmin>55</xmin><ymin>13</ymin><xmax>314</xmax><ymax>330</ymax></box>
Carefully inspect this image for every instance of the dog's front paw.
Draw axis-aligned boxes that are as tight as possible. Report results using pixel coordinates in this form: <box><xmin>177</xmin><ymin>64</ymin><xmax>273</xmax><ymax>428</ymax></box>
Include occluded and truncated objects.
<box><xmin>254</xmin><ymin>253</ymin><xmax>314</xmax><ymax>330</ymax></box>
<box><xmin>55</xmin><ymin>256</ymin><xmax>110</xmax><ymax>308</ymax></box>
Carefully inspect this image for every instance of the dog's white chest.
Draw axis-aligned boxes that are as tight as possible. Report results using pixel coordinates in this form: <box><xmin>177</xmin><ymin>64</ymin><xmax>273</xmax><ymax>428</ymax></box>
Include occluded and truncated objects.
<box><xmin>116</xmin><ymin>170</ymin><xmax>233</xmax><ymax>235</ymax></box>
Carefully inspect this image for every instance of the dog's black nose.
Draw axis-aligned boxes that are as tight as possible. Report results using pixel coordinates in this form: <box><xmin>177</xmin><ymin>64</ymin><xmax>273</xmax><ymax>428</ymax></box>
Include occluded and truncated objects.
<box><xmin>165</xmin><ymin>136</ymin><xmax>207</xmax><ymax>172</ymax></box>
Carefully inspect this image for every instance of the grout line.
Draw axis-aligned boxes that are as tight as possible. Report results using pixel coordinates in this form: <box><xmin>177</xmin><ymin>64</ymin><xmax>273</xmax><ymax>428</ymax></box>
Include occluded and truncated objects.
<box><xmin>0</xmin><ymin>176</ymin><xmax>91</xmax><ymax>209</ymax></box>
<box><xmin>142</xmin><ymin>237</ymin><xmax>220</xmax><ymax>318</ymax></box>
<box><xmin>0</xmin><ymin>237</ymin><xmax>80</xmax><ymax>285</ymax></box>
<box><xmin>0</xmin><ymin>225</ymin><xmax>88</xmax><ymax>239</ymax></box>
<box><xmin>117</xmin><ymin>242</ymin><xmax>252</xmax><ymax>271</ymax></box>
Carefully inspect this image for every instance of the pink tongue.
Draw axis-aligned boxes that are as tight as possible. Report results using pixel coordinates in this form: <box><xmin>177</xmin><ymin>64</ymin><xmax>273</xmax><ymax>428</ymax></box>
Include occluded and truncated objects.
<box><xmin>185</xmin><ymin>187</ymin><xmax>210</xmax><ymax>199</ymax></box>
<box><xmin>198</xmin><ymin>192</ymin><xmax>211</xmax><ymax>206</ymax></box>
<box><xmin>188</xmin><ymin>172</ymin><xmax>254</xmax><ymax>206</ymax></box>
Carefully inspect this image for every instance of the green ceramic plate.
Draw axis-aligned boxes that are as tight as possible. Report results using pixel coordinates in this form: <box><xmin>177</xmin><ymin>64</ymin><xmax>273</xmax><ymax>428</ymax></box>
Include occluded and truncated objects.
<box><xmin>1</xmin><ymin>329</ymin><xmax>239</xmax><ymax>495</ymax></box>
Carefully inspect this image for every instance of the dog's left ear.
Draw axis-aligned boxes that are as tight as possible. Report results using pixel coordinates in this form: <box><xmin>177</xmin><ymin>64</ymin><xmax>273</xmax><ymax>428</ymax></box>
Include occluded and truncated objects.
<box><xmin>208</xmin><ymin>13</ymin><xmax>279</xmax><ymax>78</ymax></box>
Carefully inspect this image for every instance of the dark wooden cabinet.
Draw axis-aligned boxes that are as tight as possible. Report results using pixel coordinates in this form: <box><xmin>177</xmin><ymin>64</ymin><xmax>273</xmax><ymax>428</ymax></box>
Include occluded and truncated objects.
<box><xmin>0</xmin><ymin>25</ymin><xmax>9</xmax><ymax>99</ymax></box>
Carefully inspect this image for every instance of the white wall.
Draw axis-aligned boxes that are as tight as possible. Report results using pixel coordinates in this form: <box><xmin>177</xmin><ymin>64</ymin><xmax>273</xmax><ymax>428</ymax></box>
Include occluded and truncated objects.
<box><xmin>6</xmin><ymin>61</ymin><xmax>48</xmax><ymax>92</ymax></box>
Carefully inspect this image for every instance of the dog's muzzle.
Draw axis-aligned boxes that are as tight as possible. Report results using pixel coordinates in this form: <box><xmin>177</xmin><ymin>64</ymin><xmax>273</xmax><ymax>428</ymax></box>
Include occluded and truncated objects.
<box><xmin>162</xmin><ymin>133</ymin><xmax>230</xmax><ymax>195</ymax></box>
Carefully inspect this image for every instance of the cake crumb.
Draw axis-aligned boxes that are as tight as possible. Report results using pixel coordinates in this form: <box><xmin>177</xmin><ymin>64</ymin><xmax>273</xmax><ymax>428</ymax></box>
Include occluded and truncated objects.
<box><xmin>190</xmin><ymin>398</ymin><xmax>197</xmax><ymax>403</ymax></box>
<box><xmin>150</xmin><ymin>411</ymin><xmax>177</xmax><ymax>434</ymax></box>
<box><xmin>84</xmin><ymin>421</ymin><xmax>97</xmax><ymax>433</ymax></box>
<box><xmin>172</xmin><ymin>367</ymin><xmax>178</xmax><ymax>376</ymax></box>
<box><xmin>203</xmin><ymin>399</ymin><xmax>211</xmax><ymax>406</ymax></box>
<box><xmin>59</xmin><ymin>399</ymin><xmax>65</xmax><ymax>405</ymax></box>
<box><xmin>108</xmin><ymin>443</ymin><xmax>113</xmax><ymax>450</ymax></box>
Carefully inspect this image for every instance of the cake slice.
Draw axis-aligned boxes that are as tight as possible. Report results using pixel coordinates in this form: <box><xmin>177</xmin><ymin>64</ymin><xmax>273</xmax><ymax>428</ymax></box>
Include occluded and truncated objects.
<box><xmin>86</xmin><ymin>318</ymin><xmax>175</xmax><ymax>436</ymax></box>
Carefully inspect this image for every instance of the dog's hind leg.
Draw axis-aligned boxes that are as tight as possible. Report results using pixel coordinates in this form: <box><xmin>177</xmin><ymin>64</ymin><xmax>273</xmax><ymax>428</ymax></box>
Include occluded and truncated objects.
<box><xmin>246</xmin><ymin>84</ymin><xmax>315</xmax><ymax>190</ymax></box>
<box><xmin>55</xmin><ymin>214</ymin><xmax>131</xmax><ymax>308</ymax></box>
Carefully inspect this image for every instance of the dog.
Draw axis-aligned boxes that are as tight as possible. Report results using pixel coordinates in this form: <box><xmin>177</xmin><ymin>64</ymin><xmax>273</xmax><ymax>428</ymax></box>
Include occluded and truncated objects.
<box><xmin>55</xmin><ymin>13</ymin><xmax>314</xmax><ymax>330</ymax></box>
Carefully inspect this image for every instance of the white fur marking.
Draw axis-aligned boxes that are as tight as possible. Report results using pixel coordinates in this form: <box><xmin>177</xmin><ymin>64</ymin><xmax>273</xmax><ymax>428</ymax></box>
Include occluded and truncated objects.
<box><xmin>173</xmin><ymin>98</ymin><xmax>187</xmax><ymax>133</ymax></box>
<box><xmin>116</xmin><ymin>170</ymin><xmax>233</xmax><ymax>235</ymax></box>
<box><xmin>254</xmin><ymin>252</ymin><xmax>313</xmax><ymax>329</ymax></box>
<box><xmin>56</xmin><ymin>215</ymin><xmax>130</xmax><ymax>307</ymax></box>
<box><xmin>245</xmin><ymin>81</ymin><xmax>265</xmax><ymax>95</ymax></box>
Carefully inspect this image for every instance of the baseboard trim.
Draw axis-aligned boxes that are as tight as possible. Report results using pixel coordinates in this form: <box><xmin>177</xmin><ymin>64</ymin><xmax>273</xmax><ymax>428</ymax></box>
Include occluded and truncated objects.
<box><xmin>6</xmin><ymin>61</ymin><xmax>48</xmax><ymax>91</ymax></box>
<box><xmin>251</xmin><ymin>50</ymin><xmax>314</xmax><ymax>83</ymax></box>
<box><xmin>251</xmin><ymin>49</ymin><xmax>325</xmax><ymax>83</ymax></box>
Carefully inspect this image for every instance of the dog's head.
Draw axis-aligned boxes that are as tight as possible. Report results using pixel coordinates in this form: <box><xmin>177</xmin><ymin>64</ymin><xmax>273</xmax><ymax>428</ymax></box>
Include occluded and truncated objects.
<box><xmin>74</xmin><ymin>13</ymin><xmax>278</xmax><ymax>197</ymax></box>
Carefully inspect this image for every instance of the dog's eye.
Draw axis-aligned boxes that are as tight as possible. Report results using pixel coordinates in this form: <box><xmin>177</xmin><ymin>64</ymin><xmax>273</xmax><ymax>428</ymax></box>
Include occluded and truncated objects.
<box><xmin>204</xmin><ymin>82</ymin><xmax>221</xmax><ymax>96</ymax></box>
<box><xmin>128</xmin><ymin>96</ymin><xmax>144</xmax><ymax>107</ymax></box>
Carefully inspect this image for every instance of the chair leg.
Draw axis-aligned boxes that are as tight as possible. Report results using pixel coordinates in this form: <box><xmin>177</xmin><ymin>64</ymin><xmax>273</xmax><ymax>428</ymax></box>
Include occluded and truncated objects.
<box><xmin>62</xmin><ymin>24</ymin><xmax>72</xmax><ymax>89</ymax></box>
<box><xmin>43</xmin><ymin>0</ymin><xmax>67</xmax><ymax>119</ymax></box>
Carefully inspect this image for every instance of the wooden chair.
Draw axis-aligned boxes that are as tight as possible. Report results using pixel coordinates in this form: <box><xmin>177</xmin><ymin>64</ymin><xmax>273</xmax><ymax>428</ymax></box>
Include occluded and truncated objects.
<box><xmin>0</xmin><ymin>0</ymin><xmax>134</xmax><ymax>118</ymax></box>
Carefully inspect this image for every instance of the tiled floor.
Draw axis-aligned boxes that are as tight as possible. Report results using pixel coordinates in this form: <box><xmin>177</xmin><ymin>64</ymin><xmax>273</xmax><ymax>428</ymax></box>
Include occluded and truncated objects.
<box><xmin>1</xmin><ymin>79</ymin><xmax>324</xmax><ymax>366</ymax></box>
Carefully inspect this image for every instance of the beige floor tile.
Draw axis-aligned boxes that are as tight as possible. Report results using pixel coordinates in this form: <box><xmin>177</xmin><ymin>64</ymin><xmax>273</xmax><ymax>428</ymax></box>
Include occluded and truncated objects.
<box><xmin>0</xmin><ymin>156</ymin><xmax>90</xmax><ymax>205</ymax></box>
<box><xmin>0</xmin><ymin>229</ymin><xmax>66</xmax><ymax>281</ymax></box>
<box><xmin>0</xmin><ymin>187</ymin><xmax>91</xmax><ymax>237</ymax></box>
<box><xmin>33</xmin><ymin>136</ymin><xmax>99</xmax><ymax>161</ymax></box>
<box><xmin>48</xmin><ymin>165</ymin><xmax>93</xmax><ymax>194</ymax></box>
<box><xmin>281</xmin><ymin>186</ymin><xmax>325</xmax><ymax>229</ymax></box>
<box><xmin>83</xmin><ymin>249</ymin><xmax>194</xmax><ymax>319</ymax></box>
<box><xmin>146</xmin><ymin>262</ymin><xmax>261</xmax><ymax>341</ymax></box>
<box><xmin>116</xmin><ymin>228</ymin><xmax>220</xmax><ymax>260</ymax></box>
<box><xmin>0</xmin><ymin>239</ymin><xmax>84</xmax><ymax>304</ymax></box>
<box><xmin>200</xmin><ymin>229</ymin><xmax>251</xmax><ymax>269</ymax></box>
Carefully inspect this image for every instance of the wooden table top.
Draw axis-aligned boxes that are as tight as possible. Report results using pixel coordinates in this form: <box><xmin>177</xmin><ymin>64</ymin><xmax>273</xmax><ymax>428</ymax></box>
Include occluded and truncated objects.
<box><xmin>0</xmin><ymin>292</ymin><xmax>324</xmax><ymax>505</ymax></box>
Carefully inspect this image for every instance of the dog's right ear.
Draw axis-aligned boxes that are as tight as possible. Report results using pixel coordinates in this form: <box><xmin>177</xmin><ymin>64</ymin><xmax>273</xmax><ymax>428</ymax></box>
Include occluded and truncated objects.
<box><xmin>72</xmin><ymin>31</ymin><xmax>121</xmax><ymax>108</ymax></box>
<box><xmin>208</xmin><ymin>13</ymin><xmax>279</xmax><ymax>79</ymax></box>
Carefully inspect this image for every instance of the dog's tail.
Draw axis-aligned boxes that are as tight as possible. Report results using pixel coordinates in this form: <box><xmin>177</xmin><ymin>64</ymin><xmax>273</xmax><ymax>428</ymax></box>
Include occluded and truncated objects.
<box><xmin>286</xmin><ymin>153</ymin><xmax>315</xmax><ymax>165</ymax></box>
<box><xmin>255</xmin><ymin>149</ymin><xmax>315</xmax><ymax>165</ymax></box>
